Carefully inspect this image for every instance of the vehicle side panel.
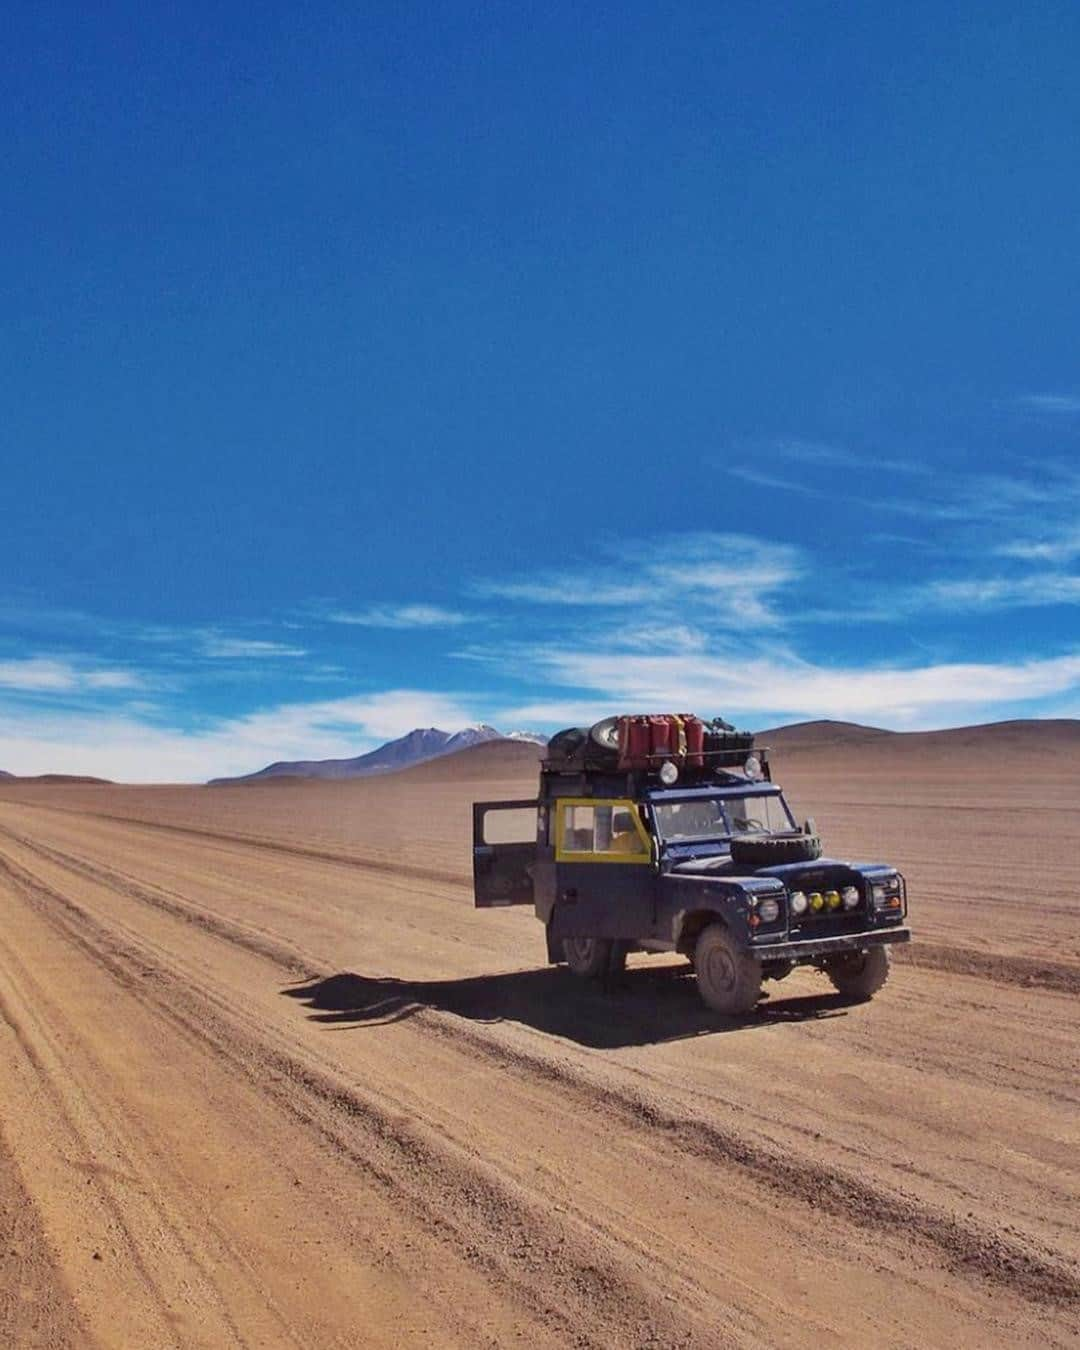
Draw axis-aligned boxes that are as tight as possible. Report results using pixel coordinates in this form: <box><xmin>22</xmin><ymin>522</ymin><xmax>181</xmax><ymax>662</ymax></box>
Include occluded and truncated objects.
<box><xmin>547</xmin><ymin>862</ymin><xmax>659</xmax><ymax>940</ymax></box>
<box><xmin>656</xmin><ymin>874</ymin><xmax>758</xmax><ymax>947</ymax></box>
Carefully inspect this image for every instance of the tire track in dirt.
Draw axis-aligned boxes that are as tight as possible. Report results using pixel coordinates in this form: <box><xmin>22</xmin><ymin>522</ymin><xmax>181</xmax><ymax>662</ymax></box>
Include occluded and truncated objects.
<box><xmin>0</xmin><ymin>1123</ymin><xmax>89</xmax><ymax>1350</ymax></box>
<box><xmin>0</xmin><ymin>959</ymin><xmax>273</xmax><ymax>1349</ymax></box>
<box><xmin>3</xmin><ymin>824</ymin><xmax>1076</xmax><ymax>1316</ymax></box>
<box><xmin>893</xmin><ymin>942</ymin><xmax>1080</xmax><ymax>995</ymax></box>
<box><xmin>9</xmin><ymin>802</ymin><xmax>464</xmax><ymax>890</ymax></box>
<box><xmin>0</xmin><ymin>843</ymin><xmax>735</xmax><ymax>1350</ymax></box>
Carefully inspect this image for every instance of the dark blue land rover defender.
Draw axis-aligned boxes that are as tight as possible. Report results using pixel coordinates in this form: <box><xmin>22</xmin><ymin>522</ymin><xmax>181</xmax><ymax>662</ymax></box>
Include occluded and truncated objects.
<box><xmin>473</xmin><ymin>715</ymin><xmax>911</xmax><ymax>1015</ymax></box>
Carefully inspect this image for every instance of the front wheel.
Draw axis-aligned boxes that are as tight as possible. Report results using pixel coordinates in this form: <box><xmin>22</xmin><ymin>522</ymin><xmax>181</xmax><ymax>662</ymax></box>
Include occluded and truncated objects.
<box><xmin>694</xmin><ymin>925</ymin><xmax>761</xmax><ymax>1015</ymax></box>
<box><xmin>562</xmin><ymin>937</ymin><xmax>626</xmax><ymax>980</ymax></box>
<box><xmin>825</xmin><ymin>946</ymin><xmax>890</xmax><ymax>1002</ymax></box>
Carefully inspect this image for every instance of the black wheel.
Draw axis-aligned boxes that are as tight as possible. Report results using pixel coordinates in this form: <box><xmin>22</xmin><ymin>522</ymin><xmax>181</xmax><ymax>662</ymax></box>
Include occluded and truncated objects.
<box><xmin>826</xmin><ymin>946</ymin><xmax>890</xmax><ymax>1002</ymax></box>
<box><xmin>693</xmin><ymin>925</ymin><xmax>761</xmax><ymax>1015</ymax></box>
<box><xmin>729</xmin><ymin>834</ymin><xmax>822</xmax><ymax>866</ymax></box>
<box><xmin>562</xmin><ymin>937</ymin><xmax>626</xmax><ymax>980</ymax></box>
<box><xmin>547</xmin><ymin>726</ymin><xmax>588</xmax><ymax>761</ymax></box>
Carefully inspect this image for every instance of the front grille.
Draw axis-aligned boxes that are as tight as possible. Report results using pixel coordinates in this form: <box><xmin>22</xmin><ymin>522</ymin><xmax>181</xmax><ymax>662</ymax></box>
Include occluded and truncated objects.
<box><xmin>788</xmin><ymin>911</ymin><xmax>866</xmax><ymax>940</ymax></box>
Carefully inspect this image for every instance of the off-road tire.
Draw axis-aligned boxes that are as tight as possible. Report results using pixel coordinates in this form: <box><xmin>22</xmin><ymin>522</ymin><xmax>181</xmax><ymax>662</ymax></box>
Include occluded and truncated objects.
<box><xmin>729</xmin><ymin>834</ymin><xmax>822</xmax><ymax>866</ymax></box>
<box><xmin>694</xmin><ymin>925</ymin><xmax>761</xmax><ymax>1015</ymax></box>
<box><xmin>562</xmin><ymin>937</ymin><xmax>626</xmax><ymax>980</ymax></box>
<box><xmin>585</xmin><ymin>718</ymin><xmax>621</xmax><ymax>767</ymax></box>
<box><xmin>547</xmin><ymin>727</ymin><xmax>588</xmax><ymax>761</ymax></box>
<box><xmin>588</xmin><ymin>717</ymin><xmax>621</xmax><ymax>752</ymax></box>
<box><xmin>826</xmin><ymin>946</ymin><xmax>890</xmax><ymax>1002</ymax></box>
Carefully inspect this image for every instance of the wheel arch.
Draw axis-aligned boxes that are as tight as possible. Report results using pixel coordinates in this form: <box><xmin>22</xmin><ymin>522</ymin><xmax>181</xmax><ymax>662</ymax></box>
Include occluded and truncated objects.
<box><xmin>674</xmin><ymin>906</ymin><xmax>729</xmax><ymax>955</ymax></box>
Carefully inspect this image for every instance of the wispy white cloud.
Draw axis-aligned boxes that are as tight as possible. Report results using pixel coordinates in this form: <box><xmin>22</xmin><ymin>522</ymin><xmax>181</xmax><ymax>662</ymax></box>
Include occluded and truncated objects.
<box><xmin>771</xmin><ymin>437</ymin><xmax>929</xmax><ymax>476</ymax></box>
<box><xmin>0</xmin><ymin>657</ymin><xmax>143</xmax><ymax>694</ymax></box>
<box><xmin>326</xmin><ymin>604</ymin><xmax>474</xmax><ymax>629</ymax></box>
<box><xmin>200</xmin><ymin>637</ymin><xmax>307</xmax><ymax>659</ymax></box>
<box><xmin>726</xmin><ymin>468</ymin><xmax>828</xmax><ymax>498</ymax></box>
<box><xmin>475</xmin><ymin>533</ymin><xmax>803</xmax><ymax>628</ymax></box>
<box><xmin>1015</xmin><ymin>393</ymin><xmax>1080</xmax><ymax>413</ymax></box>
<box><xmin>928</xmin><ymin>574</ymin><xmax>1080</xmax><ymax>609</ymax></box>
<box><xmin>996</xmin><ymin>526</ymin><xmax>1080</xmax><ymax>565</ymax></box>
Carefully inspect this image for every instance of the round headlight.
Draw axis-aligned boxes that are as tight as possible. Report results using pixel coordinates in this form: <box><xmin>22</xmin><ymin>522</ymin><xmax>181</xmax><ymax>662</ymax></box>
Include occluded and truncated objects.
<box><xmin>842</xmin><ymin>886</ymin><xmax>859</xmax><ymax>909</ymax></box>
<box><xmin>809</xmin><ymin>891</ymin><xmax>824</xmax><ymax>912</ymax></box>
<box><xmin>757</xmin><ymin>897</ymin><xmax>780</xmax><ymax>923</ymax></box>
<box><xmin>658</xmin><ymin>760</ymin><xmax>679</xmax><ymax>785</ymax></box>
<box><xmin>789</xmin><ymin>890</ymin><xmax>807</xmax><ymax>915</ymax></box>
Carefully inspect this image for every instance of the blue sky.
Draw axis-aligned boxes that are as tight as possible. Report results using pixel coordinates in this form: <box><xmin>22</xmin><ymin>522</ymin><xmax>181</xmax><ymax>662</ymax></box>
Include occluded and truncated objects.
<box><xmin>2</xmin><ymin>1</ymin><xmax>1079</xmax><ymax>780</ymax></box>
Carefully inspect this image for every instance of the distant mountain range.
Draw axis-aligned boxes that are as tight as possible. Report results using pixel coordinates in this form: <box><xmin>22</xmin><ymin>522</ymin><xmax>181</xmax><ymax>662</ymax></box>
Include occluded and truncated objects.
<box><xmin>207</xmin><ymin>724</ymin><xmax>549</xmax><ymax>785</ymax></box>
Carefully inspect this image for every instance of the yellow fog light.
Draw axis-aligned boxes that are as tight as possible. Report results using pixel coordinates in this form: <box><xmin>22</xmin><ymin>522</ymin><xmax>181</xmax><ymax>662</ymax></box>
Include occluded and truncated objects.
<box><xmin>809</xmin><ymin>892</ymin><xmax>824</xmax><ymax>912</ymax></box>
<box><xmin>826</xmin><ymin>890</ymin><xmax>841</xmax><ymax>910</ymax></box>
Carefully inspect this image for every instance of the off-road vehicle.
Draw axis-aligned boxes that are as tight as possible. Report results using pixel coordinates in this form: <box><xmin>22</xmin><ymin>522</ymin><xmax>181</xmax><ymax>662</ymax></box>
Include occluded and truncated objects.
<box><xmin>473</xmin><ymin>713</ymin><xmax>910</xmax><ymax>1014</ymax></box>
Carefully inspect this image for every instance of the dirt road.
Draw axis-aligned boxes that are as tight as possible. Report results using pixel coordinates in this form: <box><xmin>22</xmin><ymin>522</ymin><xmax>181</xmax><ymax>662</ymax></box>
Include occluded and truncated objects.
<box><xmin>0</xmin><ymin>755</ymin><xmax>1077</xmax><ymax>1347</ymax></box>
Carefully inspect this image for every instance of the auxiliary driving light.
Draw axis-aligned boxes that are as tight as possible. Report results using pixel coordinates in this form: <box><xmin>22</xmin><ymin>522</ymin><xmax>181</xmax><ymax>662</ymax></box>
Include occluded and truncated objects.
<box><xmin>789</xmin><ymin>890</ymin><xmax>808</xmax><ymax>915</ymax></box>
<box><xmin>659</xmin><ymin>760</ymin><xmax>679</xmax><ymax>785</ymax></box>
<box><xmin>744</xmin><ymin>754</ymin><xmax>763</xmax><ymax>780</ymax></box>
<box><xmin>809</xmin><ymin>891</ymin><xmax>824</xmax><ymax>912</ymax></box>
<box><xmin>825</xmin><ymin>890</ymin><xmax>841</xmax><ymax>910</ymax></box>
<box><xmin>842</xmin><ymin>886</ymin><xmax>860</xmax><ymax>910</ymax></box>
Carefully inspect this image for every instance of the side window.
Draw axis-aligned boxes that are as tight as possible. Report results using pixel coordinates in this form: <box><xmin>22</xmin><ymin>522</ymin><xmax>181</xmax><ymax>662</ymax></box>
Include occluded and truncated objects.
<box><xmin>482</xmin><ymin>807</ymin><xmax>538</xmax><ymax>844</ymax></box>
<box><xmin>559</xmin><ymin>801</ymin><xmax>649</xmax><ymax>859</ymax></box>
<box><xmin>561</xmin><ymin>803</ymin><xmax>601</xmax><ymax>852</ymax></box>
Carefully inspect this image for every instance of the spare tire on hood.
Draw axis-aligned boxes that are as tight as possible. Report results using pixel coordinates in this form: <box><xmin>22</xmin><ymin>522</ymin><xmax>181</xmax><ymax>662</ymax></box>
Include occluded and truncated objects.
<box><xmin>730</xmin><ymin>834</ymin><xmax>822</xmax><ymax>866</ymax></box>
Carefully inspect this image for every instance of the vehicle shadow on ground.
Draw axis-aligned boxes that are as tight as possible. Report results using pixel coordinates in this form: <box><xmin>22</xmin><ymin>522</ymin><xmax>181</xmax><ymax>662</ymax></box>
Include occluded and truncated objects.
<box><xmin>281</xmin><ymin>965</ymin><xmax>848</xmax><ymax>1049</ymax></box>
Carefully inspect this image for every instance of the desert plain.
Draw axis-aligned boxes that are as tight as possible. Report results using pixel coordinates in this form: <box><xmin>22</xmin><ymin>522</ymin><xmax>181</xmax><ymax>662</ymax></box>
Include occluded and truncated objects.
<box><xmin>0</xmin><ymin>721</ymin><xmax>1077</xmax><ymax>1348</ymax></box>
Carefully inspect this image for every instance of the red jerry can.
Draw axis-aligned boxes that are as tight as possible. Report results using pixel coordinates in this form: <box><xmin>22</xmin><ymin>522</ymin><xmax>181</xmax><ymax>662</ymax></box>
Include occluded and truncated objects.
<box><xmin>647</xmin><ymin>714</ymin><xmax>675</xmax><ymax>760</ymax></box>
<box><xmin>618</xmin><ymin>715</ymin><xmax>651</xmax><ymax>770</ymax></box>
<box><xmin>681</xmin><ymin>714</ymin><xmax>705</xmax><ymax>766</ymax></box>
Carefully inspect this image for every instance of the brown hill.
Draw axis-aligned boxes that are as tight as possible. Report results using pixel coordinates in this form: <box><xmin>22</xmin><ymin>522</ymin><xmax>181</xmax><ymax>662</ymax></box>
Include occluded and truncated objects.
<box><xmin>0</xmin><ymin>773</ymin><xmax>113</xmax><ymax>786</ymax></box>
<box><xmin>393</xmin><ymin>738</ymin><xmax>545</xmax><ymax>782</ymax></box>
<box><xmin>758</xmin><ymin>717</ymin><xmax>1079</xmax><ymax>757</ymax></box>
<box><xmin>755</xmin><ymin>720</ymin><xmax>895</xmax><ymax>751</ymax></box>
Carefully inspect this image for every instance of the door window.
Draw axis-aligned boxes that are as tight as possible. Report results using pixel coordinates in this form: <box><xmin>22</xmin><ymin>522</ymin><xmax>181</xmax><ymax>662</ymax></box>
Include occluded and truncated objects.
<box><xmin>556</xmin><ymin>800</ymin><xmax>650</xmax><ymax>862</ymax></box>
<box><xmin>482</xmin><ymin>806</ymin><xmax>537</xmax><ymax>844</ymax></box>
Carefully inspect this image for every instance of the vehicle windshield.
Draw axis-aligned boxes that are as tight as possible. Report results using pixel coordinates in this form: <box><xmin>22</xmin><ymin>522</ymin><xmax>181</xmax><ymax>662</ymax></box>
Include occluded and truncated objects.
<box><xmin>653</xmin><ymin>794</ymin><xmax>795</xmax><ymax>842</ymax></box>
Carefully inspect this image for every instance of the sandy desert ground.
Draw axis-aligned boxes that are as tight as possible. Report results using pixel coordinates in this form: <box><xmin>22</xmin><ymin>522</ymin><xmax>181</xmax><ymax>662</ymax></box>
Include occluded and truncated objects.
<box><xmin>0</xmin><ymin>725</ymin><xmax>1077</xmax><ymax>1348</ymax></box>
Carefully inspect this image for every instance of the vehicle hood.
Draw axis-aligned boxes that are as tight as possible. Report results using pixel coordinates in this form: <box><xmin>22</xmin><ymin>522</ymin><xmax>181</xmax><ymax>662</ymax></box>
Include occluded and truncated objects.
<box><xmin>670</xmin><ymin>855</ymin><xmax>897</xmax><ymax>887</ymax></box>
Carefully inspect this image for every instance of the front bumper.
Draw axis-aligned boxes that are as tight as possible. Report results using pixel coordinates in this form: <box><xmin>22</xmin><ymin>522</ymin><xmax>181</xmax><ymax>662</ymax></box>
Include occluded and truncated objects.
<box><xmin>751</xmin><ymin>927</ymin><xmax>911</xmax><ymax>962</ymax></box>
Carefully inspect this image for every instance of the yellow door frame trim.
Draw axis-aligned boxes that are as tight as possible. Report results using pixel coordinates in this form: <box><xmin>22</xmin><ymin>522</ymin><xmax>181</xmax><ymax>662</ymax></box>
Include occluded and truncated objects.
<box><xmin>554</xmin><ymin>797</ymin><xmax>654</xmax><ymax>864</ymax></box>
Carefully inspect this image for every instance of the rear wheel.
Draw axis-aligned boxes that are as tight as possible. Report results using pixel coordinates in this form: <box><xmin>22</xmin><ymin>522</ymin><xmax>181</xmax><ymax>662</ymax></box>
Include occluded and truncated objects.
<box><xmin>825</xmin><ymin>946</ymin><xmax>890</xmax><ymax>1001</ymax></box>
<box><xmin>694</xmin><ymin>925</ymin><xmax>761</xmax><ymax>1015</ymax></box>
<box><xmin>562</xmin><ymin>937</ymin><xmax>626</xmax><ymax>980</ymax></box>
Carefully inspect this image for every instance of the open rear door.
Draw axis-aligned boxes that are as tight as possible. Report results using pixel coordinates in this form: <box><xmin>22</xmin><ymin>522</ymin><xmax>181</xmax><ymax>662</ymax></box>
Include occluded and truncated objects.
<box><xmin>473</xmin><ymin>800</ymin><xmax>538</xmax><ymax>907</ymax></box>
